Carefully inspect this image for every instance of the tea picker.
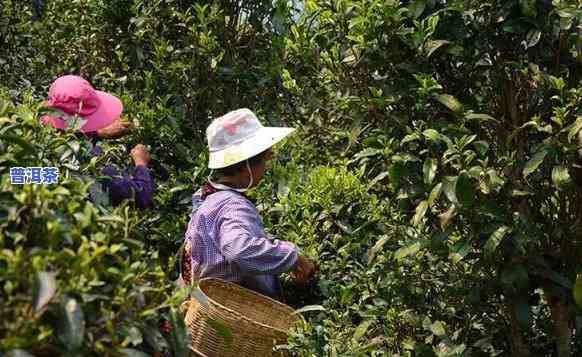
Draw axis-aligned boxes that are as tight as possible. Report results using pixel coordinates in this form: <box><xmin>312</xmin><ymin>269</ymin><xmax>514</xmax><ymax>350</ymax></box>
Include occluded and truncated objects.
<box><xmin>178</xmin><ymin>108</ymin><xmax>317</xmax><ymax>355</ymax></box>
<box><xmin>40</xmin><ymin>75</ymin><xmax>155</xmax><ymax>209</ymax></box>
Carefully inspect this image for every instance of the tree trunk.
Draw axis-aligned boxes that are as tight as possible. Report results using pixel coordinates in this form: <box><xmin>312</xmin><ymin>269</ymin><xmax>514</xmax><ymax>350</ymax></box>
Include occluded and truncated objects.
<box><xmin>507</xmin><ymin>300</ymin><xmax>531</xmax><ymax>357</ymax></box>
<box><xmin>548</xmin><ymin>295</ymin><xmax>572</xmax><ymax>357</ymax></box>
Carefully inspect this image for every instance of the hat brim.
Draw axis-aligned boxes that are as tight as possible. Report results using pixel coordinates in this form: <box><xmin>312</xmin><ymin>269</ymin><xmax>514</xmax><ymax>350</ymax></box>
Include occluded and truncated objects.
<box><xmin>208</xmin><ymin>126</ymin><xmax>295</xmax><ymax>169</ymax></box>
<box><xmin>40</xmin><ymin>90</ymin><xmax>123</xmax><ymax>133</ymax></box>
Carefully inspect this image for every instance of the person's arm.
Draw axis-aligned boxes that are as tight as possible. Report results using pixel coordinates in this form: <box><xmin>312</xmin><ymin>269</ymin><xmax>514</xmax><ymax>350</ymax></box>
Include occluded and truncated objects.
<box><xmin>130</xmin><ymin>165</ymin><xmax>155</xmax><ymax>209</ymax></box>
<box><xmin>130</xmin><ymin>144</ymin><xmax>154</xmax><ymax>209</ymax></box>
<box><xmin>217</xmin><ymin>199</ymin><xmax>298</xmax><ymax>275</ymax></box>
<box><xmin>102</xmin><ymin>144</ymin><xmax>155</xmax><ymax>209</ymax></box>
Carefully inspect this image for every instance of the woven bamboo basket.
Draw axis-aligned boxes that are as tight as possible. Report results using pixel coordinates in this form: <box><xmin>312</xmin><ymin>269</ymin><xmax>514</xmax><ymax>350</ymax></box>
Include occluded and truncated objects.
<box><xmin>183</xmin><ymin>278</ymin><xmax>299</xmax><ymax>357</ymax></box>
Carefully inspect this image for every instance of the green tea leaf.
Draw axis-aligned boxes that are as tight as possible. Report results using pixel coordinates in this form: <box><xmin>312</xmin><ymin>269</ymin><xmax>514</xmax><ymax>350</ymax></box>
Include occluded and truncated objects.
<box><xmin>428</xmin><ymin>183</ymin><xmax>443</xmax><ymax>207</ymax></box>
<box><xmin>566</xmin><ymin>116</ymin><xmax>582</xmax><ymax>142</ymax></box>
<box><xmin>465</xmin><ymin>113</ymin><xmax>497</xmax><ymax>122</ymax></box>
<box><xmin>367</xmin><ymin>235</ymin><xmax>389</xmax><ymax>264</ymax></box>
<box><xmin>425</xmin><ymin>40</ymin><xmax>450</xmax><ymax>58</ymax></box>
<box><xmin>433</xmin><ymin>94</ymin><xmax>463</xmax><ymax>113</ymax></box>
<box><xmin>293</xmin><ymin>305</ymin><xmax>326</xmax><ymax>315</ymax></box>
<box><xmin>442</xmin><ymin>176</ymin><xmax>458</xmax><ymax>203</ymax></box>
<box><xmin>484</xmin><ymin>225</ymin><xmax>511</xmax><ymax>257</ymax></box>
<box><xmin>523</xmin><ymin>150</ymin><xmax>548</xmax><ymax>177</ymax></box>
<box><xmin>430</xmin><ymin>321</ymin><xmax>446</xmax><ymax>336</ymax></box>
<box><xmin>423</xmin><ymin>158</ymin><xmax>437</xmax><ymax>185</ymax></box>
<box><xmin>368</xmin><ymin>171</ymin><xmax>389</xmax><ymax>189</ymax></box>
<box><xmin>394</xmin><ymin>242</ymin><xmax>421</xmax><ymax>260</ymax></box>
<box><xmin>33</xmin><ymin>271</ymin><xmax>57</xmax><ymax>314</ymax></box>
<box><xmin>353</xmin><ymin>320</ymin><xmax>373</xmax><ymax>342</ymax></box>
<box><xmin>525</xmin><ymin>29</ymin><xmax>541</xmax><ymax>48</ymax></box>
<box><xmin>438</xmin><ymin>204</ymin><xmax>456</xmax><ymax>231</ymax></box>
<box><xmin>423</xmin><ymin>129</ymin><xmax>442</xmax><ymax>142</ymax></box>
<box><xmin>551</xmin><ymin>165</ymin><xmax>572</xmax><ymax>190</ymax></box>
<box><xmin>413</xmin><ymin>200</ymin><xmax>429</xmax><ymax>226</ymax></box>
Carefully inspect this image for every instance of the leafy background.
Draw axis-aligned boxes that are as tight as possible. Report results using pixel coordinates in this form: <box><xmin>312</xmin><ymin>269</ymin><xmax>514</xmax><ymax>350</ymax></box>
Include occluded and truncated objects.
<box><xmin>1</xmin><ymin>0</ymin><xmax>582</xmax><ymax>356</ymax></box>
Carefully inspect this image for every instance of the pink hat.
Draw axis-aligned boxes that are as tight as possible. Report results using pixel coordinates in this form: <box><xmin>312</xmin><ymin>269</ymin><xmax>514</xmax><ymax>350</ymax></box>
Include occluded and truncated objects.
<box><xmin>40</xmin><ymin>75</ymin><xmax>123</xmax><ymax>133</ymax></box>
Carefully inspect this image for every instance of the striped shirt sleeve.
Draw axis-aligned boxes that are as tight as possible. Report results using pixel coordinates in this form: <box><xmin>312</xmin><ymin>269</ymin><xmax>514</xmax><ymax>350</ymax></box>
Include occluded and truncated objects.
<box><xmin>217</xmin><ymin>197</ymin><xmax>298</xmax><ymax>275</ymax></box>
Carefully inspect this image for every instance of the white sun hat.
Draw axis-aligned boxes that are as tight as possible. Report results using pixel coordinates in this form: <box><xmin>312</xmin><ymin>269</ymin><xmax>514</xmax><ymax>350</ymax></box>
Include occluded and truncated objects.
<box><xmin>206</xmin><ymin>108</ymin><xmax>296</xmax><ymax>169</ymax></box>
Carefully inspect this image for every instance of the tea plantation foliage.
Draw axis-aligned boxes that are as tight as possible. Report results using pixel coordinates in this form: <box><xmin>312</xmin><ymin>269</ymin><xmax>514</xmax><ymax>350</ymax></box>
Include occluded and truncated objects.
<box><xmin>1</xmin><ymin>0</ymin><xmax>582</xmax><ymax>356</ymax></box>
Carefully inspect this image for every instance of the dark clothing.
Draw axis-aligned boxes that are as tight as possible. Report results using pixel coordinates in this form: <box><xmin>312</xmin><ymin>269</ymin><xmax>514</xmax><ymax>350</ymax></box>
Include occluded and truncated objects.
<box><xmin>101</xmin><ymin>165</ymin><xmax>154</xmax><ymax>209</ymax></box>
<box><xmin>78</xmin><ymin>131</ymin><xmax>155</xmax><ymax>209</ymax></box>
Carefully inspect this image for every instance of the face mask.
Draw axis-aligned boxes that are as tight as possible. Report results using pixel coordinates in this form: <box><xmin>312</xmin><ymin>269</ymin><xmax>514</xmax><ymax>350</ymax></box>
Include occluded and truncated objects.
<box><xmin>207</xmin><ymin>160</ymin><xmax>254</xmax><ymax>193</ymax></box>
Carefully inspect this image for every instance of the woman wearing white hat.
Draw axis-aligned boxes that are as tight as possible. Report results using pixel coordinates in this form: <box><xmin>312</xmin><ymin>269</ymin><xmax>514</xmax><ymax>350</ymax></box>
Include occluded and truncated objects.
<box><xmin>180</xmin><ymin>109</ymin><xmax>316</xmax><ymax>300</ymax></box>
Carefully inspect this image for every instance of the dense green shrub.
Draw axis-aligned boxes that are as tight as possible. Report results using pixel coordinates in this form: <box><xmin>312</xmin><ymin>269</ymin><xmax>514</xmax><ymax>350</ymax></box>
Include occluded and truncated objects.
<box><xmin>0</xmin><ymin>97</ymin><xmax>191</xmax><ymax>356</ymax></box>
<box><xmin>279</xmin><ymin>0</ymin><xmax>582</xmax><ymax>355</ymax></box>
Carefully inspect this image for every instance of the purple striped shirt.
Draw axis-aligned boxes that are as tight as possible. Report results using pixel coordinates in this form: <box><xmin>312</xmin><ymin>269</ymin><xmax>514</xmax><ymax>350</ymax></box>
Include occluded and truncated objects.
<box><xmin>185</xmin><ymin>189</ymin><xmax>298</xmax><ymax>298</ymax></box>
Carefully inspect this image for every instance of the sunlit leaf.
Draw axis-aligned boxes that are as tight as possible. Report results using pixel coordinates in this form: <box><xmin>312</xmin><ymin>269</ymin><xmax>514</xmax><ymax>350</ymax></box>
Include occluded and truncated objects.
<box><xmin>293</xmin><ymin>305</ymin><xmax>326</xmax><ymax>315</ymax></box>
<box><xmin>523</xmin><ymin>149</ymin><xmax>548</xmax><ymax>177</ymax></box>
<box><xmin>433</xmin><ymin>94</ymin><xmax>463</xmax><ymax>113</ymax></box>
<box><xmin>394</xmin><ymin>242</ymin><xmax>421</xmax><ymax>260</ymax></box>
<box><xmin>430</xmin><ymin>321</ymin><xmax>446</xmax><ymax>336</ymax></box>
<box><xmin>428</xmin><ymin>183</ymin><xmax>443</xmax><ymax>207</ymax></box>
<box><xmin>368</xmin><ymin>171</ymin><xmax>389</xmax><ymax>189</ymax></box>
<box><xmin>440</xmin><ymin>176</ymin><xmax>458</xmax><ymax>205</ymax></box>
<box><xmin>402</xmin><ymin>132</ymin><xmax>421</xmax><ymax>144</ymax></box>
<box><xmin>425</xmin><ymin>40</ymin><xmax>450</xmax><ymax>58</ymax></box>
<box><xmin>465</xmin><ymin>113</ymin><xmax>497</xmax><ymax>122</ymax></box>
<box><xmin>551</xmin><ymin>165</ymin><xmax>572</xmax><ymax>190</ymax></box>
<box><xmin>484</xmin><ymin>225</ymin><xmax>511</xmax><ymax>257</ymax></box>
<box><xmin>525</xmin><ymin>29</ymin><xmax>541</xmax><ymax>48</ymax></box>
<box><xmin>449</xmin><ymin>241</ymin><xmax>471</xmax><ymax>264</ymax></box>
<box><xmin>33</xmin><ymin>271</ymin><xmax>57</xmax><ymax>314</ymax></box>
<box><xmin>566</xmin><ymin>116</ymin><xmax>582</xmax><ymax>142</ymax></box>
<box><xmin>352</xmin><ymin>320</ymin><xmax>373</xmax><ymax>342</ymax></box>
<box><xmin>423</xmin><ymin>128</ymin><xmax>442</xmax><ymax>142</ymax></box>
<box><xmin>473</xmin><ymin>141</ymin><xmax>490</xmax><ymax>156</ymax></box>
<box><xmin>413</xmin><ymin>200</ymin><xmax>429</xmax><ymax>226</ymax></box>
<box><xmin>438</xmin><ymin>204</ymin><xmax>456</xmax><ymax>231</ymax></box>
<box><xmin>367</xmin><ymin>235</ymin><xmax>389</xmax><ymax>264</ymax></box>
<box><xmin>423</xmin><ymin>158</ymin><xmax>437</xmax><ymax>185</ymax></box>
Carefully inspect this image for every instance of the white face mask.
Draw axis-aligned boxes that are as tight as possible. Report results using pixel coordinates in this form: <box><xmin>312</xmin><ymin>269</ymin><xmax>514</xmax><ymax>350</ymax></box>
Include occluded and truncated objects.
<box><xmin>207</xmin><ymin>160</ymin><xmax>254</xmax><ymax>193</ymax></box>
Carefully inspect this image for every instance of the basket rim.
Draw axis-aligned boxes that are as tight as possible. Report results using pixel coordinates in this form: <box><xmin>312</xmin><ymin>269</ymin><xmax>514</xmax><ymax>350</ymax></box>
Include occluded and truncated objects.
<box><xmin>195</xmin><ymin>277</ymin><xmax>298</xmax><ymax>334</ymax></box>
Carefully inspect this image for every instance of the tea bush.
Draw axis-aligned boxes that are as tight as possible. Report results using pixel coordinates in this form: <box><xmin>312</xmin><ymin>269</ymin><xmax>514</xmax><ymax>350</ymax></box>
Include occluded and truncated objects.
<box><xmin>0</xmin><ymin>97</ymin><xmax>191</xmax><ymax>356</ymax></box>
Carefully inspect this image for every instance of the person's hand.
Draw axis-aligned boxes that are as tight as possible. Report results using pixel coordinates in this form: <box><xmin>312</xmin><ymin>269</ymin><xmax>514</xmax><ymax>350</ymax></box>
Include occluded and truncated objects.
<box><xmin>290</xmin><ymin>255</ymin><xmax>317</xmax><ymax>285</ymax></box>
<box><xmin>131</xmin><ymin>144</ymin><xmax>151</xmax><ymax>167</ymax></box>
<box><xmin>96</xmin><ymin>118</ymin><xmax>132</xmax><ymax>139</ymax></box>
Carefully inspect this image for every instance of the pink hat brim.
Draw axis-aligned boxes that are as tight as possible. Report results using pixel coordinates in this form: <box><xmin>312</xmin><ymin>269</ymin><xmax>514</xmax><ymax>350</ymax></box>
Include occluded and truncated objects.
<box><xmin>40</xmin><ymin>90</ymin><xmax>123</xmax><ymax>133</ymax></box>
<box><xmin>80</xmin><ymin>90</ymin><xmax>123</xmax><ymax>132</ymax></box>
